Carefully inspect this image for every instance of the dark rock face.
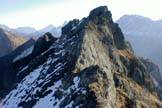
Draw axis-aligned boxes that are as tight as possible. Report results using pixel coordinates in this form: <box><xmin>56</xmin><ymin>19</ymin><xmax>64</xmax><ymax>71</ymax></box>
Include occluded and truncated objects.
<box><xmin>62</xmin><ymin>19</ymin><xmax>80</xmax><ymax>35</ymax></box>
<box><xmin>1</xmin><ymin>6</ymin><xmax>162</xmax><ymax>108</ymax></box>
<box><xmin>32</xmin><ymin>32</ymin><xmax>57</xmax><ymax>56</ymax></box>
<box><xmin>0</xmin><ymin>39</ymin><xmax>35</xmax><ymax>90</ymax></box>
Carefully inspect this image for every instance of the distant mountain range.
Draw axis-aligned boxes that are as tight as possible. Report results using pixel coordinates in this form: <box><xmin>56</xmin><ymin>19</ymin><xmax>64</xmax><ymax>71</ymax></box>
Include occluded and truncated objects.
<box><xmin>30</xmin><ymin>25</ymin><xmax>61</xmax><ymax>39</ymax></box>
<box><xmin>117</xmin><ymin>15</ymin><xmax>162</xmax><ymax>73</ymax></box>
<box><xmin>0</xmin><ymin>24</ymin><xmax>61</xmax><ymax>38</ymax></box>
<box><xmin>0</xmin><ymin>24</ymin><xmax>61</xmax><ymax>57</ymax></box>
<box><xmin>14</xmin><ymin>27</ymin><xmax>37</xmax><ymax>36</ymax></box>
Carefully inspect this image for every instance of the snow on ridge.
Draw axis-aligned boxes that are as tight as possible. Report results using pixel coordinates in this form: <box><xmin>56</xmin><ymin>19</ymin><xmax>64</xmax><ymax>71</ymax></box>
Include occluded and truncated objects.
<box><xmin>2</xmin><ymin>65</ymin><xmax>44</xmax><ymax>108</ymax></box>
<box><xmin>33</xmin><ymin>76</ymin><xmax>84</xmax><ymax>108</ymax></box>
<box><xmin>2</xmin><ymin>56</ymin><xmax>56</xmax><ymax>107</ymax></box>
<box><xmin>2</xmin><ymin>47</ymin><xmax>68</xmax><ymax>108</ymax></box>
<box><xmin>33</xmin><ymin>80</ymin><xmax>62</xmax><ymax>108</ymax></box>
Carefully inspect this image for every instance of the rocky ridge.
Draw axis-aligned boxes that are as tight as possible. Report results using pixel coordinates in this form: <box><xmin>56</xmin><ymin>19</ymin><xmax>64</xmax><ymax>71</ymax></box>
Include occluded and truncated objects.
<box><xmin>0</xmin><ymin>6</ymin><xmax>162</xmax><ymax>108</ymax></box>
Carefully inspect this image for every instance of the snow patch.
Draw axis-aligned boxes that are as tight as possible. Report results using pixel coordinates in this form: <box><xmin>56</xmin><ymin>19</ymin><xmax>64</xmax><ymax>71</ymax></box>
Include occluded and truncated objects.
<box><xmin>33</xmin><ymin>80</ymin><xmax>62</xmax><ymax>108</ymax></box>
<box><xmin>2</xmin><ymin>65</ymin><xmax>44</xmax><ymax>108</ymax></box>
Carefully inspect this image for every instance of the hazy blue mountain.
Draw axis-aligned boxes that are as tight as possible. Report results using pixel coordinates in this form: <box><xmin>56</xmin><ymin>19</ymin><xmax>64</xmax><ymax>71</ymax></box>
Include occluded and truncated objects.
<box><xmin>31</xmin><ymin>24</ymin><xmax>61</xmax><ymax>38</ymax></box>
<box><xmin>117</xmin><ymin>15</ymin><xmax>162</xmax><ymax>73</ymax></box>
<box><xmin>14</xmin><ymin>27</ymin><xmax>36</xmax><ymax>36</ymax></box>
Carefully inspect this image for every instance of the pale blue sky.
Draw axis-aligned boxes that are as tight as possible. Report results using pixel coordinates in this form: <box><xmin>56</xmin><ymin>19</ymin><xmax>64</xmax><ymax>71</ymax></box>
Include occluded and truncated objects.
<box><xmin>0</xmin><ymin>0</ymin><xmax>61</xmax><ymax>15</ymax></box>
<box><xmin>0</xmin><ymin>0</ymin><xmax>161</xmax><ymax>29</ymax></box>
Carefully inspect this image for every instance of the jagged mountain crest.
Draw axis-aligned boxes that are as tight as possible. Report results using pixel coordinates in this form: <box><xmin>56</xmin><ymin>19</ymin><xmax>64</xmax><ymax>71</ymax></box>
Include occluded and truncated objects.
<box><xmin>1</xmin><ymin>6</ymin><xmax>162</xmax><ymax>108</ymax></box>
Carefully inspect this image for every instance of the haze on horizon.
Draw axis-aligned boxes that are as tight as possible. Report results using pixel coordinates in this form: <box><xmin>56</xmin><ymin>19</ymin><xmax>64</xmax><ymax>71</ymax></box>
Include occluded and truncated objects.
<box><xmin>0</xmin><ymin>0</ymin><xmax>162</xmax><ymax>29</ymax></box>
